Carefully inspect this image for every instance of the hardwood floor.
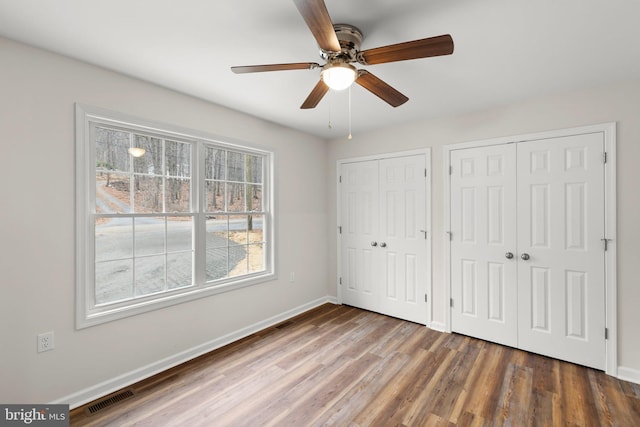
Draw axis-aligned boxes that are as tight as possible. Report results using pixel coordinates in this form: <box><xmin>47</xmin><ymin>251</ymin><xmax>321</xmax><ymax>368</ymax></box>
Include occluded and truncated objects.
<box><xmin>70</xmin><ymin>304</ymin><xmax>640</xmax><ymax>426</ymax></box>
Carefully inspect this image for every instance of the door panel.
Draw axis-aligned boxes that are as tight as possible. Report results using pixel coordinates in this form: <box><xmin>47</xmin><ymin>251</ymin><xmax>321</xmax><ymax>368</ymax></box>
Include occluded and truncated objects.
<box><xmin>450</xmin><ymin>144</ymin><xmax>518</xmax><ymax>347</ymax></box>
<box><xmin>530</xmin><ymin>267</ymin><xmax>550</xmax><ymax>331</ymax></box>
<box><xmin>340</xmin><ymin>161</ymin><xmax>379</xmax><ymax>312</ymax></box>
<box><xmin>530</xmin><ymin>184</ymin><xmax>550</xmax><ymax>248</ymax></box>
<box><xmin>461</xmin><ymin>259</ymin><xmax>477</xmax><ymax>315</ymax></box>
<box><xmin>517</xmin><ymin>133</ymin><xmax>605</xmax><ymax>370</ymax></box>
<box><xmin>487</xmin><ymin>262</ymin><xmax>505</xmax><ymax>321</ymax></box>
<box><xmin>378</xmin><ymin>155</ymin><xmax>427</xmax><ymax>324</ymax></box>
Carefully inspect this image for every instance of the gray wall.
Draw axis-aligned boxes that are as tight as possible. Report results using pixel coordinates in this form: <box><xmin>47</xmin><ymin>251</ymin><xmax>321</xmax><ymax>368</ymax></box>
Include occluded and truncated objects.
<box><xmin>0</xmin><ymin>37</ymin><xmax>330</xmax><ymax>404</ymax></box>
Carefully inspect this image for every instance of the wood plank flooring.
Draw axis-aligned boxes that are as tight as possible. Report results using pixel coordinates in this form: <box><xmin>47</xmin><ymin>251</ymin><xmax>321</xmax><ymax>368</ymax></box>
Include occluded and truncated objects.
<box><xmin>70</xmin><ymin>304</ymin><xmax>640</xmax><ymax>426</ymax></box>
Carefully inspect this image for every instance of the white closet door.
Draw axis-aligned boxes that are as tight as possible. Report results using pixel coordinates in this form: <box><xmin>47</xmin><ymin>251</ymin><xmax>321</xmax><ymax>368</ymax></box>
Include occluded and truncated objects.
<box><xmin>340</xmin><ymin>154</ymin><xmax>428</xmax><ymax>324</ymax></box>
<box><xmin>378</xmin><ymin>155</ymin><xmax>427</xmax><ymax>324</ymax></box>
<box><xmin>450</xmin><ymin>144</ymin><xmax>518</xmax><ymax>347</ymax></box>
<box><xmin>516</xmin><ymin>133</ymin><xmax>605</xmax><ymax>370</ymax></box>
<box><xmin>340</xmin><ymin>160</ymin><xmax>379</xmax><ymax>312</ymax></box>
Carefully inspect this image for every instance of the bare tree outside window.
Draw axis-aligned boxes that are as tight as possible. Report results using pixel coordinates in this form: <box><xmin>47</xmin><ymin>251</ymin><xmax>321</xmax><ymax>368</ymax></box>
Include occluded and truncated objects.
<box><xmin>204</xmin><ymin>147</ymin><xmax>265</xmax><ymax>281</ymax></box>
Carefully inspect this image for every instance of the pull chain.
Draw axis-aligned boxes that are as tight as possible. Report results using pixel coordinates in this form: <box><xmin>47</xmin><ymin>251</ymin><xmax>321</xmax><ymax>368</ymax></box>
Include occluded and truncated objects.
<box><xmin>328</xmin><ymin>91</ymin><xmax>333</xmax><ymax>129</ymax></box>
<box><xmin>347</xmin><ymin>86</ymin><xmax>353</xmax><ymax>140</ymax></box>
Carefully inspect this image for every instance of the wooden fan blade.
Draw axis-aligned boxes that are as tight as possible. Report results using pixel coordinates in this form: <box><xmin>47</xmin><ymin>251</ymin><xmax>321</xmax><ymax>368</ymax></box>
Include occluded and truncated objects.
<box><xmin>231</xmin><ymin>62</ymin><xmax>320</xmax><ymax>74</ymax></box>
<box><xmin>355</xmin><ymin>70</ymin><xmax>408</xmax><ymax>107</ymax></box>
<box><xmin>293</xmin><ymin>0</ymin><xmax>341</xmax><ymax>53</ymax></box>
<box><xmin>360</xmin><ymin>34</ymin><xmax>454</xmax><ymax>65</ymax></box>
<box><xmin>301</xmin><ymin>79</ymin><xmax>330</xmax><ymax>109</ymax></box>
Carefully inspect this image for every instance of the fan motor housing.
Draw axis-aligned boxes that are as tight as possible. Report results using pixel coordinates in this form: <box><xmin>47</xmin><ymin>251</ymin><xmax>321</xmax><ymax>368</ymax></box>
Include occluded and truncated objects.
<box><xmin>320</xmin><ymin>24</ymin><xmax>363</xmax><ymax>61</ymax></box>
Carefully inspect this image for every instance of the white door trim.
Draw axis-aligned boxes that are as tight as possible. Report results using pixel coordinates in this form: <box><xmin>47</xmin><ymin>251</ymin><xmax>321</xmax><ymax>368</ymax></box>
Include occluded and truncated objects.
<box><xmin>443</xmin><ymin>123</ymin><xmax>617</xmax><ymax>376</ymax></box>
<box><xmin>337</xmin><ymin>148</ymin><xmax>432</xmax><ymax>325</ymax></box>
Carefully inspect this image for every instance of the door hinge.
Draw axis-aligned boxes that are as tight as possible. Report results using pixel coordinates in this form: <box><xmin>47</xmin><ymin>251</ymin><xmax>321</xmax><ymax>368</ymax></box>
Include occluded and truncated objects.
<box><xmin>450</xmin><ymin>298</ymin><xmax>454</xmax><ymax>308</ymax></box>
<box><xmin>605</xmin><ymin>327</ymin><xmax>608</xmax><ymax>340</ymax></box>
<box><xmin>338</xmin><ymin>226</ymin><xmax>342</xmax><ymax>234</ymax></box>
<box><xmin>339</xmin><ymin>277</ymin><xmax>342</xmax><ymax>285</ymax></box>
<box><xmin>424</xmin><ymin>294</ymin><xmax>428</xmax><ymax>303</ymax></box>
<box><xmin>603</xmin><ymin>152</ymin><xmax>607</xmax><ymax>164</ymax></box>
<box><xmin>339</xmin><ymin>175</ymin><xmax>342</xmax><ymax>183</ymax></box>
<box><xmin>424</xmin><ymin>168</ymin><xmax>428</xmax><ymax>177</ymax></box>
<box><xmin>449</xmin><ymin>165</ymin><xmax>452</xmax><ymax>175</ymax></box>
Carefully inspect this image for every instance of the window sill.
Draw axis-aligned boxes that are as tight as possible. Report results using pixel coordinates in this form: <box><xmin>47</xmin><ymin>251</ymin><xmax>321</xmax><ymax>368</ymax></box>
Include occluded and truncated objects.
<box><xmin>76</xmin><ymin>271</ymin><xmax>276</xmax><ymax>329</ymax></box>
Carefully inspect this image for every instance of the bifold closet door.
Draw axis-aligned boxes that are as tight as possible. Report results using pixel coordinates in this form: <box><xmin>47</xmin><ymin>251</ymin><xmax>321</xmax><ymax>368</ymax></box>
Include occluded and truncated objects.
<box><xmin>377</xmin><ymin>156</ymin><xmax>428</xmax><ymax>324</ymax></box>
<box><xmin>450</xmin><ymin>132</ymin><xmax>606</xmax><ymax>370</ymax></box>
<box><xmin>340</xmin><ymin>155</ymin><xmax>428</xmax><ymax>324</ymax></box>
<box><xmin>340</xmin><ymin>160</ymin><xmax>379</xmax><ymax>313</ymax></box>
<box><xmin>450</xmin><ymin>144</ymin><xmax>518</xmax><ymax>347</ymax></box>
<box><xmin>516</xmin><ymin>134</ymin><xmax>605</xmax><ymax>370</ymax></box>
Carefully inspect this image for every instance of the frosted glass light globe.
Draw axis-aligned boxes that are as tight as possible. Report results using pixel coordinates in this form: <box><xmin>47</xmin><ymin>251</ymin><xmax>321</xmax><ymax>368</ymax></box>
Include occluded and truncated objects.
<box><xmin>321</xmin><ymin>63</ymin><xmax>357</xmax><ymax>91</ymax></box>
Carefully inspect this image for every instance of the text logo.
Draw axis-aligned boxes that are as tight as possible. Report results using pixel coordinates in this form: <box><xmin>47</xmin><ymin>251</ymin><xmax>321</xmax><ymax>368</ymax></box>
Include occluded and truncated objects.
<box><xmin>1</xmin><ymin>405</ymin><xmax>68</xmax><ymax>426</ymax></box>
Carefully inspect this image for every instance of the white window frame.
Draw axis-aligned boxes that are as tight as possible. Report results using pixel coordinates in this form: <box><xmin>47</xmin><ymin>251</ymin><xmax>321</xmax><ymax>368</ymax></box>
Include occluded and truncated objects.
<box><xmin>75</xmin><ymin>104</ymin><xmax>275</xmax><ymax>328</ymax></box>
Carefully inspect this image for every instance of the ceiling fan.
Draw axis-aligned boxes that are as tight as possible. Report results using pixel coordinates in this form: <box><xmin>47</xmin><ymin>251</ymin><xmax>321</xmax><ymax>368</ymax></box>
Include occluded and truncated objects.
<box><xmin>231</xmin><ymin>0</ymin><xmax>454</xmax><ymax>109</ymax></box>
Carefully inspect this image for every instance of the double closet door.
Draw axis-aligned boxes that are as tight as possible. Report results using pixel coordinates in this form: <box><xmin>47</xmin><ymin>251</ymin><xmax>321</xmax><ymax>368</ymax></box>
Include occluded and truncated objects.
<box><xmin>450</xmin><ymin>132</ymin><xmax>606</xmax><ymax>370</ymax></box>
<box><xmin>339</xmin><ymin>154</ymin><xmax>428</xmax><ymax>325</ymax></box>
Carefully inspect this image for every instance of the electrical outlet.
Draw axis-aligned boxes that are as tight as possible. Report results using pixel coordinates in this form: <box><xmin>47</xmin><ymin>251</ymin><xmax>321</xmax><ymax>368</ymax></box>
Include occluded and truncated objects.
<box><xmin>37</xmin><ymin>331</ymin><xmax>55</xmax><ymax>353</ymax></box>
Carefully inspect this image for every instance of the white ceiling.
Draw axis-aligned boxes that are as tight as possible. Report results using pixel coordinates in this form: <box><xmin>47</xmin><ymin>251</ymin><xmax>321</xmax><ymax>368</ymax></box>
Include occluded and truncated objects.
<box><xmin>1</xmin><ymin>0</ymin><xmax>639</xmax><ymax>139</ymax></box>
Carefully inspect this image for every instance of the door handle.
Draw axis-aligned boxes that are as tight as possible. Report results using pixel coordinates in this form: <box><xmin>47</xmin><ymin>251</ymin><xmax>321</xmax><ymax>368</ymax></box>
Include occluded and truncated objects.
<box><xmin>505</xmin><ymin>252</ymin><xmax>514</xmax><ymax>259</ymax></box>
<box><xmin>379</xmin><ymin>242</ymin><xmax>387</xmax><ymax>248</ymax></box>
<box><xmin>521</xmin><ymin>253</ymin><xmax>530</xmax><ymax>261</ymax></box>
<box><xmin>371</xmin><ymin>241</ymin><xmax>378</xmax><ymax>247</ymax></box>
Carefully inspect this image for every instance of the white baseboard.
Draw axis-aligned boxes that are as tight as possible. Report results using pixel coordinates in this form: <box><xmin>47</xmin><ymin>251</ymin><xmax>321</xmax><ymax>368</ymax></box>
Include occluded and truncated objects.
<box><xmin>617</xmin><ymin>366</ymin><xmax>640</xmax><ymax>385</ymax></box>
<box><xmin>53</xmin><ymin>296</ymin><xmax>337</xmax><ymax>409</ymax></box>
<box><xmin>325</xmin><ymin>295</ymin><xmax>339</xmax><ymax>305</ymax></box>
<box><xmin>428</xmin><ymin>321</ymin><xmax>447</xmax><ymax>333</ymax></box>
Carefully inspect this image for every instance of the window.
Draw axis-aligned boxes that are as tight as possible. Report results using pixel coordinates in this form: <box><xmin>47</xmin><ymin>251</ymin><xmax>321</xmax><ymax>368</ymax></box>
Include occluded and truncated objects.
<box><xmin>76</xmin><ymin>105</ymin><xmax>274</xmax><ymax>328</ymax></box>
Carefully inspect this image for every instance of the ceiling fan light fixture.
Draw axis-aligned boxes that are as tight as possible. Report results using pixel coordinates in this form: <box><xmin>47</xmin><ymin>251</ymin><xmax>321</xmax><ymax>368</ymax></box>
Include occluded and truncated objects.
<box><xmin>321</xmin><ymin>63</ymin><xmax>357</xmax><ymax>91</ymax></box>
<box><xmin>128</xmin><ymin>147</ymin><xmax>146</xmax><ymax>157</ymax></box>
<box><xmin>231</xmin><ymin>1</ymin><xmax>454</xmax><ymax>111</ymax></box>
